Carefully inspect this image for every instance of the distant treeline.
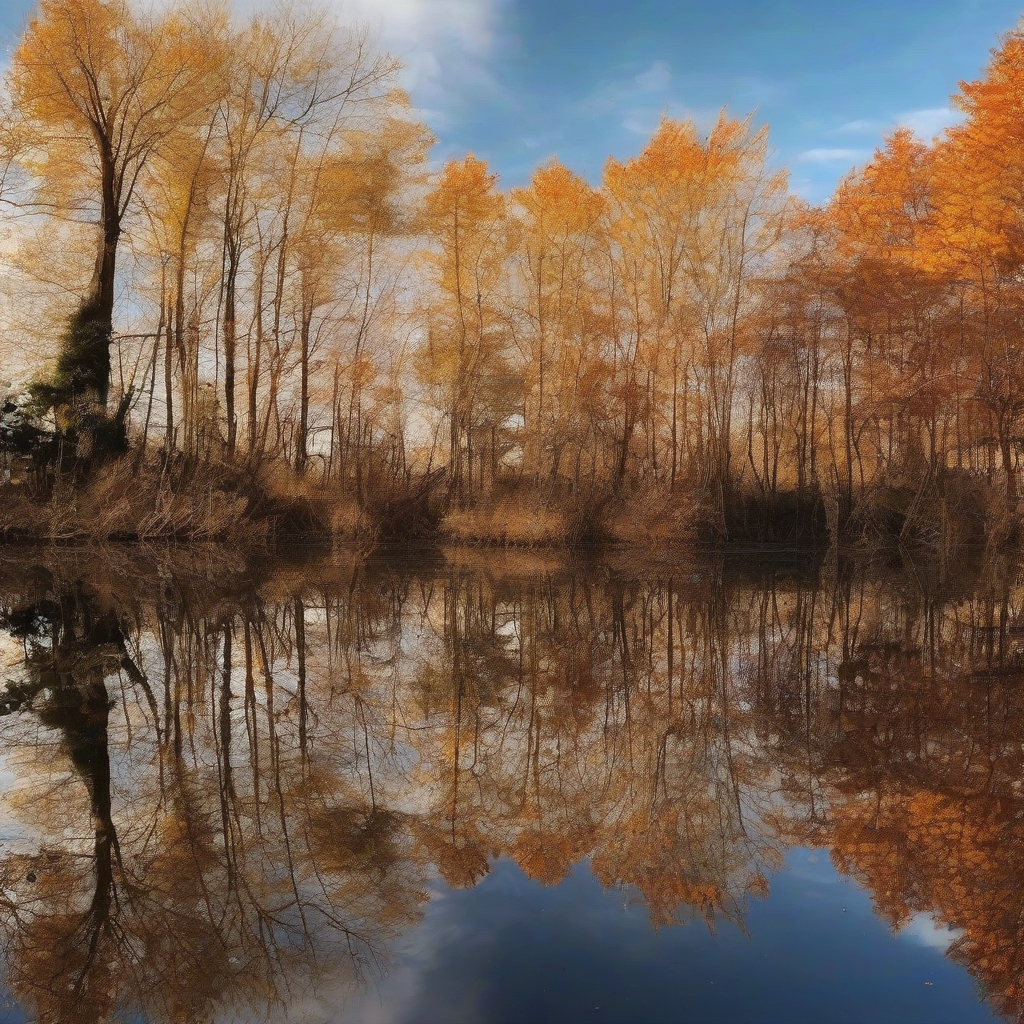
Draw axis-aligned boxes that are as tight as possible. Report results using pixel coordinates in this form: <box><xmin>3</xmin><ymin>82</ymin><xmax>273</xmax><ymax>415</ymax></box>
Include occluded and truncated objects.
<box><xmin>2</xmin><ymin>1</ymin><xmax>1024</xmax><ymax>548</ymax></box>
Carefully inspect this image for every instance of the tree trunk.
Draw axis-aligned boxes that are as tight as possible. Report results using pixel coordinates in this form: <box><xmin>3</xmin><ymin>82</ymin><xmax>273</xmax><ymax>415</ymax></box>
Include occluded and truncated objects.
<box><xmin>296</xmin><ymin>307</ymin><xmax>311</xmax><ymax>473</ymax></box>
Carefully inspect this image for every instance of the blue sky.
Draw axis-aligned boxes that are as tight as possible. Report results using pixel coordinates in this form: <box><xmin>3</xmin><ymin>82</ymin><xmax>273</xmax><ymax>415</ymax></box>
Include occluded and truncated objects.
<box><xmin>2</xmin><ymin>0</ymin><xmax>1022</xmax><ymax>202</ymax></box>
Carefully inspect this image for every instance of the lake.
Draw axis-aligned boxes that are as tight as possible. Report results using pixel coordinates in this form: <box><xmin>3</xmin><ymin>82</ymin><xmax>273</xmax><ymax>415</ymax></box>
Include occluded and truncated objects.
<box><xmin>0</xmin><ymin>545</ymin><xmax>1018</xmax><ymax>1023</ymax></box>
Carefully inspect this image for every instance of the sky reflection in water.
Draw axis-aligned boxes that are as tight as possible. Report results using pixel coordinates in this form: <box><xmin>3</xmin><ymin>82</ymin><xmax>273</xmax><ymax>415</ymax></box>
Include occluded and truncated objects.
<box><xmin>346</xmin><ymin>852</ymin><xmax>990</xmax><ymax>1024</ymax></box>
<box><xmin>0</xmin><ymin>548</ymin><xmax>1015</xmax><ymax>1024</ymax></box>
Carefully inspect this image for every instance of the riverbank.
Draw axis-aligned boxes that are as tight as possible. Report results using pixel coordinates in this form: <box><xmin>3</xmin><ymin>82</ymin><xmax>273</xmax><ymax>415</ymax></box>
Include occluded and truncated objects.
<box><xmin>0</xmin><ymin>453</ymin><xmax>1013</xmax><ymax>557</ymax></box>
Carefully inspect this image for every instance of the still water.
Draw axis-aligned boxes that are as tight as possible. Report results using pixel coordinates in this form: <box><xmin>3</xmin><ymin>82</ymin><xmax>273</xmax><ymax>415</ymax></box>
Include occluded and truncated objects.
<box><xmin>0</xmin><ymin>545</ymin><xmax>1018</xmax><ymax>1023</ymax></box>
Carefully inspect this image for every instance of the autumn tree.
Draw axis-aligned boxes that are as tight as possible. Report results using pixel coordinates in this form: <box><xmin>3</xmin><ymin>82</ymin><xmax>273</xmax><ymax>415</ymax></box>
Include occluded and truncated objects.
<box><xmin>745</xmin><ymin>205</ymin><xmax>833</xmax><ymax>527</ymax></box>
<box><xmin>825</xmin><ymin>130</ymin><xmax>946</xmax><ymax>531</ymax></box>
<box><xmin>602</xmin><ymin>115</ymin><xmax>787</xmax><ymax>509</ymax></box>
<box><xmin>418</xmin><ymin>155</ymin><xmax>518</xmax><ymax>498</ymax></box>
<box><xmin>510</xmin><ymin>161</ymin><xmax>606</xmax><ymax>486</ymax></box>
<box><xmin>9</xmin><ymin>0</ymin><xmax>220</xmax><ymax>422</ymax></box>
<box><xmin>137</xmin><ymin>114</ymin><xmax>221</xmax><ymax>454</ymax></box>
<box><xmin>930</xmin><ymin>27</ymin><xmax>1024</xmax><ymax>500</ymax></box>
<box><xmin>213</xmin><ymin>9</ymin><xmax>400</xmax><ymax>458</ymax></box>
<box><xmin>288</xmin><ymin>107</ymin><xmax>430</xmax><ymax>478</ymax></box>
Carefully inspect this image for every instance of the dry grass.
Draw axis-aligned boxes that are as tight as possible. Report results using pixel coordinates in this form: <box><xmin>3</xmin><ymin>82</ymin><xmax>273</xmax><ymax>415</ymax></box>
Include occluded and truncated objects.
<box><xmin>327</xmin><ymin>495</ymin><xmax>376</xmax><ymax>542</ymax></box>
<box><xmin>437</xmin><ymin>484</ymin><xmax>705</xmax><ymax>550</ymax></box>
<box><xmin>603</xmin><ymin>487</ymin><xmax>703</xmax><ymax>547</ymax></box>
<box><xmin>0</xmin><ymin>459</ymin><xmax>255</xmax><ymax>542</ymax></box>
<box><xmin>0</xmin><ymin>453</ymin><xmax>397</xmax><ymax>547</ymax></box>
<box><xmin>441</xmin><ymin>496</ymin><xmax>569</xmax><ymax>547</ymax></box>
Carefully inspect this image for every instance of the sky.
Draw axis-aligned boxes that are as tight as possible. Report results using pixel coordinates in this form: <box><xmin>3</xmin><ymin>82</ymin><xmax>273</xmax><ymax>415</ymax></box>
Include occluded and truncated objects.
<box><xmin>1</xmin><ymin>0</ymin><xmax>1022</xmax><ymax>203</ymax></box>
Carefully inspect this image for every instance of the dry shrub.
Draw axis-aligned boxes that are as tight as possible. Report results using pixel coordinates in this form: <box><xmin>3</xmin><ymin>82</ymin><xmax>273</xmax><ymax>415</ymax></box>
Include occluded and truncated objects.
<box><xmin>327</xmin><ymin>496</ymin><xmax>375</xmax><ymax>542</ymax></box>
<box><xmin>603</xmin><ymin>487</ymin><xmax>703</xmax><ymax>547</ymax></box>
<box><xmin>850</xmin><ymin>469</ymin><xmax>993</xmax><ymax>554</ymax></box>
<box><xmin>135</xmin><ymin>482</ymin><xmax>249</xmax><ymax>541</ymax></box>
<box><xmin>72</xmin><ymin>460</ymin><xmax>248</xmax><ymax>540</ymax></box>
<box><xmin>441</xmin><ymin>496</ymin><xmax>568</xmax><ymax>547</ymax></box>
<box><xmin>0</xmin><ymin>459</ymin><xmax>252</xmax><ymax>542</ymax></box>
<box><xmin>252</xmin><ymin>460</ymin><xmax>324</xmax><ymax>503</ymax></box>
<box><xmin>0</xmin><ymin>485</ymin><xmax>46</xmax><ymax>539</ymax></box>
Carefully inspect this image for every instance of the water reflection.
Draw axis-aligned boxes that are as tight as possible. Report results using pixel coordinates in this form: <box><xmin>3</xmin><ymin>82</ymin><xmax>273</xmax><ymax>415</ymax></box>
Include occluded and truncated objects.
<box><xmin>0</xmin><ymin>548</ymin><xmax>1020</xmax><ymax>1022</ymax></box>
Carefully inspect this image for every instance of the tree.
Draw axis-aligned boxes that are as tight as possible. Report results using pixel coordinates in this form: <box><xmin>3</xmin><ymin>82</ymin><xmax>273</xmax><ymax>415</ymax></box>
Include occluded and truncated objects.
<box><xmin>417</xmin><ymin>155</ymin><xmax>517</xmax><ymax>499</ymax></box>
<box><xmin>930</xmin><ymin>28</ymin><xmax>1024</xmax><ymax>500</ymax></box>
<box><xmin>10</xmin><ymin>0</ymin><xmax>220</xmax><ymax>418</ymax></box>
<box><xmin>288</xmin><ymin>105</ymin><xmax>430</xmax><ymax>476</ymax></box>
<box><xmin>827</xmin><ymin>129</ymin><xmax>947</xmax><ymax>529</ymax></box>
<box><xmin>511</xmin><ymin>160</ymin><xmax>606</xmax><ymax>485</ymax></box>
<box><xmin>212</xmin><ymin>9</ymin><xmax>400</xmax><ymax>458</ymax></box>
<box><xmin>603</xmin><ymin>115</ymin><xmax>787</xmax><ymax>506</ymax></box>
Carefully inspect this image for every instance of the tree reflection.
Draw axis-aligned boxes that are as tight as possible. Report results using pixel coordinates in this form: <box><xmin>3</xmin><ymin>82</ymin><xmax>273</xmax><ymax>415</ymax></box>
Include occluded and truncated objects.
<box><xmin>0</xmin><ymin>562</ymin><xmax>427</xmax><ymax>1023</ymax></box>
<box><xmin>0</xmin><ymin>552</ymin><xmax>1022</xmax><ymax>1020</ymax></box>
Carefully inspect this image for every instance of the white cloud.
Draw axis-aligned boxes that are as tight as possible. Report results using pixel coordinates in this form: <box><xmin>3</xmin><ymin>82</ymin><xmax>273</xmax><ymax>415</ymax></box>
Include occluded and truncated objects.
<box><xmin>788</xmin><ymin>175</ymin><xmax>823</xmax><ymax>202</ymax></box>
<box><xmin>895</xmin><ymin>106</ymin><xmax>962</xmax><ymax>139</ymax></box>
<box><xmin>898</xmin><ymin>911</ymin><xmax>962</xmax><ymax>952</ymax></box>
<box><xmin>829</xmin><ymin>106</ymin><xmax>963</xmax><ymax>142</ymax></box>
<box><xmin>831</xmin><ymin>118</ymin><xmax>884</xmax><ymax>136</ymax></box>
<box><xmin>159</xmin><ymin>0</ymin><xmax>506</xmax><ymax>130</ymax></box>
<box><xmin>635</xmin><ymin>60</ymin><xmax>672</xmax><ymax>94</ymax></box>
<box><xmin>344</xmin><ymin>0</ymin><xmax>501</xmax><ymax>93</ymax></box>
<box><xmin>581</xmin><ymin>61</ymin><xmax>728</xmax><ymax>143</ymax></box>
<box><xmin>621</xmin><ymin>112</ymin><xmax>657</xmax><ymax>136</ymax></box>
<box><xmin>798</xmin><ymin>147</ymin><xmax>870</xmax><ymax>164</ymax></box>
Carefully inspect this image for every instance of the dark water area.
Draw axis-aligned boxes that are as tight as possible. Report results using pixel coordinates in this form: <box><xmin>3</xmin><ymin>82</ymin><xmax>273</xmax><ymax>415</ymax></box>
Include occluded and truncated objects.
<box><xmin>0</xmin><ymin>545</ymin><xmax>1019</xmax><ymax>1023</ymax></box>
